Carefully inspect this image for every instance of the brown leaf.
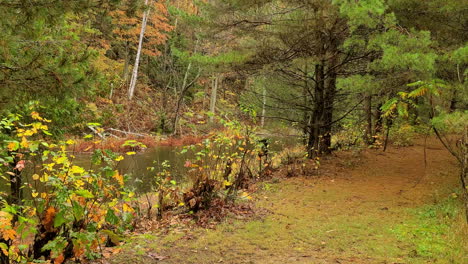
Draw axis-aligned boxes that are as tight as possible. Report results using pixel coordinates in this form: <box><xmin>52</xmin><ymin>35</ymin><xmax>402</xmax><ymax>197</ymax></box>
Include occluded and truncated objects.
<box><xmin>147</xmin><ymin>252</ymin><xmax>169</xmax><ymax>260</ymax></box>
<box><xmin>54</xmin><ymin>253</ymin><xmax>65</xmax><ymax>264</ymax></box>
<box><xmin>43</xmin><ymin>207</ymin><xmax>57</xmax><ymax>231</ymax></box>
<box><xmin>15</xmin><ymin>160</ymin><xmax>26</xmax><ymax>171</ymax></box>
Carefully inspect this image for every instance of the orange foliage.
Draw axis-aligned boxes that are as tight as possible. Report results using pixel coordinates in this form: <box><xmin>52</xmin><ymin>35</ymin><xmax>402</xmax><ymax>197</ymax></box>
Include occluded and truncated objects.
<box><xmin>112</xmin><ymin>1</ymin><xmax>173</xmax><ymax>56</ymax></box>
<box><xmin>158</xmin><ymin>135</ymin><xmax>205</xmax><ymax>146</ymax></box>
<box><xmin>71</xmin><ymin>136</ymin><xmax>157</xmax><ymax>153</ymax></box>
<box><xmin>54</xmin><ymin>253</ymin><xmax>65</xmax><ymax>264</ymax></box>
<box><xmin>42</xmin><ymin>207</ymin><xmax>57</xmax><ymax>232</ymax></box>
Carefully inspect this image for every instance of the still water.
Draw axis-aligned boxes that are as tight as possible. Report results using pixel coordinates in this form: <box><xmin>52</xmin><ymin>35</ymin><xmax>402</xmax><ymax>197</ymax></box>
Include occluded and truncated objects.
<box><xmin>1</xmin><ymin>135</ymin><xmax>301</xmax><ymax>194</ymax></box>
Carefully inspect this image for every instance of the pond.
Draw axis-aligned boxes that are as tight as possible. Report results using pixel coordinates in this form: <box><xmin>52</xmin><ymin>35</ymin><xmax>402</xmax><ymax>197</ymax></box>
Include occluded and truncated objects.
<box><xmin>1</xmin><ymin>135</ymin><xmax>302</xmax><ymax>194</ymax></box>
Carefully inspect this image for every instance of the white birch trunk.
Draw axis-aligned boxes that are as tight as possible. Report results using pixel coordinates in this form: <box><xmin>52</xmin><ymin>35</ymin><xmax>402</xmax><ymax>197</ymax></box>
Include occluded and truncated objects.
<box><xmin>128</xmin><ymin>0</ymin><xmax>151</xmax><ymax>100</ymax></box>
<box><xmin>261</xmin><ymin>85</ymin><xmax>266</xmax><ymax>127</ymax></box>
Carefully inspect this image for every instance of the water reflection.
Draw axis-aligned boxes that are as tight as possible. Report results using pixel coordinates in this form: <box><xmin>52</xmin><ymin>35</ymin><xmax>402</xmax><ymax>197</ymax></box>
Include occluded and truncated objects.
<box><xmin>1</xmin><ymin>135</ymin><xmax>301</xmax><ymax>194</ymax></box>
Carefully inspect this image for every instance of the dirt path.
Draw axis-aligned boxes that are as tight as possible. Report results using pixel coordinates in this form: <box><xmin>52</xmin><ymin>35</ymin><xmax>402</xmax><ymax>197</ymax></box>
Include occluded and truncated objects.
<box><xmin>110</xmin><ymin>139</ymin><xmax>466</xmax><ymax>264</ymax></box>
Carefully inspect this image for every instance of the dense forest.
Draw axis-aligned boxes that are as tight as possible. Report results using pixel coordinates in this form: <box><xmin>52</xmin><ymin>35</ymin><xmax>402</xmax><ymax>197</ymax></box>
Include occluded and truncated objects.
<box><xmin>0</xmin><ymin>0</ymin><xmax>467</xmax><ymax>263</ymax></box>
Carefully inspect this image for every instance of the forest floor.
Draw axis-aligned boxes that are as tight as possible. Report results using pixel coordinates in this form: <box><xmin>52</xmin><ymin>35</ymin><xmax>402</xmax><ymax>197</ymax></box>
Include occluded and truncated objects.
<box><xmin>106</xmin><ymin>138</ymin><xmax>468</xmax><ymax>264</ymax></box>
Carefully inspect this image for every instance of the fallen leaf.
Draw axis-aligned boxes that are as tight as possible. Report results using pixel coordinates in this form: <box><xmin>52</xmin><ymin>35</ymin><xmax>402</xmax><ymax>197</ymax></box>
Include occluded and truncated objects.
<box><xmin>147</xmin><ymin>252</ymin><xmax>169</xmax><ymax>260</ymax></box>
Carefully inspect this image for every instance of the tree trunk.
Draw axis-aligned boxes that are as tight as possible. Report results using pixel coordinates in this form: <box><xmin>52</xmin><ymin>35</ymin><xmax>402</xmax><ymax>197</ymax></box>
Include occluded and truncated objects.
<box><xmin>302</xmin><ymin>64</ymin><xmax>311</xmax><ymax>145</ymax></box>
<box><xmin>261</xmin><ymin>84</ymin><xmax>266</xmax><ymax>127</ymax></box>
<box><xmin>363</xmin><ymin>94</ymin><xmax>373</xmax><ymax>144</ymax></box>
<box><xmin>320</xmin><ymin>70</ymin><xmax>337</xmax><ymax>154</ymax></box>
<box><xmin>307</xmin><ymin>63</ymin><xmax>325</xmax><ymax>158</ymax></box>
<box><xmin>123</xmin><ymin>43</ymin><xmax>130</xmax><ymax>85</ymax></box>
<box><xmin>374</xmin><ymin>103</ymin><xmax>383</xmax><ymax>136</ymax></box>
<box><xmin>9</xmin><ymin>156</ymin><xmax>22</xmax><ymax>207</ymax></box>
<box><xmin>209</xmin><ymin>75</ymin><xmax>219</xmax><ymax>123</ymax></box>
<box><xmin>128</xmin><ymin>0</ymin><xmax>151</xmax><ymax>100</ymax></box>
<box><xmin>173</xmin><ymin>61</ymin><xmax>193</xmax><ymax>135</ymax></box>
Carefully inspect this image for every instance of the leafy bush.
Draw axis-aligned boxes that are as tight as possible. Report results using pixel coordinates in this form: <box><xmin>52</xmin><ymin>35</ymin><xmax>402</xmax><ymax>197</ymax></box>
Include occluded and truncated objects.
<box><xmin>431</xmin><ymin>110</ymin><xmax>468</xmax><ymax>134</ymax></box>
<box><xmin>0</xmin><ymin>112</ymin><xmax>135</xmax><ymax>263</ymax></box>
<box><xmin>331</xmin><ymin>122</ymin><xmax>363</xmax><ymax>150</ymax></box>
<box><xmin>270</xmin><ymin>146</ymin><xmax>307</xmax><ymax>169</ymax></box>
<box><xmin>391</xmin><ymin>123</ymin><xmax>416</xmax><ymax>147</ymax></box>
<box><xmin>181</xmin><ymin>121</ymin><xmax>260</xmax><ymax>211</ymax></box>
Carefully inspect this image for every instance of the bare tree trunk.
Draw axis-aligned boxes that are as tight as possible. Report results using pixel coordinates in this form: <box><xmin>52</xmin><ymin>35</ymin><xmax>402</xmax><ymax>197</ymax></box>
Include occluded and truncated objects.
<box><xmin>9</xmin><ymin>156</ymin><xmax>22</xmax><ymax>207</ymax></box>
<box><xmin>209</xmin><ymin>75</ymin><xmax>219</xmax><ymax>123</ymax></box>
<box><xmin>261</xmin><ymin>84</ymin><xmax>266</xmax><ymax>127</ymax></box>
<box><xmin>128</xmin><ymin>0</ymin><xmax>151</xmax><ymax>100</ymax></box>
<box><xmin>460</xmin><ymin>126</ymin><xmax>468</xmax><ymax>222</ymax></box>
<box><xmin>374</xmin><ymin>103</ymin><xmax>383</xmax><ymax>136</ymax></box>
<box><xmin>172</xmin><ymin>62</ymin><xmax>192</xmax><ymax>134</ymax></box>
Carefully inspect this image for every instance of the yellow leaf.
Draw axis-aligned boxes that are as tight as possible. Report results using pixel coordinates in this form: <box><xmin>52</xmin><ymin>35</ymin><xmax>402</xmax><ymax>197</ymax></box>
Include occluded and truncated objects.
<box><xmin>122</xmin><ymin>203</ymin><xmax>134</xmax><ymax>213</ymax></box>
<box><xmin>223</xmin><ymin>180</ymin><xmax>232</xmax><ymax>187</ymax></box>
<box><xmin>70</xmin><ymin>166</ymin><xmax>85</xmax><ymax>175</ymax></box>
<box><xmin>55</xmin><ymin>156</ymin><xmax>68</xmax><ymax>165</ymax></box>
<box><xmin>126</xmin><ymin>151</ymin><xmax>136</xmax><ymax>156</ymax></box>
<box><xmin>113</xmin><ymin>170</ymin><xmax>124</xmax><ymax>186</ymax></box>
<box><xmin>32</xmin><ymin>192</ymin><xmax>39</xmax><ymax>198</ymax></box>
<box><xmin>41</xmin><ymin>192</ymin><xmax>47</xmax><ymax>199</ymax></box>
<box><xmin>40</xmin><ymin>173</ymin><xmax>49</xmax><ymax>182</ymax></box>
<box><xmin>32</xmin><ymin>174</ymin><xmax>40</xmax><ymax>180</ymax></box>
<box><xmin>20</xmin><ymin>137</ymin><xmax>29</xmax><ymax>148</ymax></box>
<box><xmin>115</xmin><ymin>155</ymin><xmax>124</xmax><ymax>161</ymax></box>
<box><xmin>240</xmin><ymin>192</ymin><xmax>252</xmax><ymax>200</ymax></box>
<box><xmin>75</xmin><ymin>180</ymin><xmax>85</xmax><ymax>187</ymax></box>
<box><xmin>7</xmin><ymin>141</ymin><xmax>18</xmax><ymax>151</ymax></box>
<box><xmin>31</xmin><ymin>111</ymin><xmax>42</xmax><ymax>120</ymax></box>
<box><xmin>66</xmin><ymin>139</ymin><xmax>75</xmax><ymax>145</ymax></box>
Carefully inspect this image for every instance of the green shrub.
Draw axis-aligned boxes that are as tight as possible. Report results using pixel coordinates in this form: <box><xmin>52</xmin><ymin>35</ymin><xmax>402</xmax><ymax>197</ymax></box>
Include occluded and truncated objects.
<box><xmin>391</xmin><ymin>123</ymin><xmax>416</xmax><ymax>147</ymax></box>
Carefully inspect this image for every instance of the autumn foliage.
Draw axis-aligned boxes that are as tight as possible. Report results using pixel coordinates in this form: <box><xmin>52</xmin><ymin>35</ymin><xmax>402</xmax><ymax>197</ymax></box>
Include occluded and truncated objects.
<box><xmin>112</xmin><ymin>1</ymin><xmax>173</xmax><ymax>57</ymax></box>
<box><xmin>0</xmin><ymin>112</ymin><xmax>137</xmax><ymax>263</ymax></box>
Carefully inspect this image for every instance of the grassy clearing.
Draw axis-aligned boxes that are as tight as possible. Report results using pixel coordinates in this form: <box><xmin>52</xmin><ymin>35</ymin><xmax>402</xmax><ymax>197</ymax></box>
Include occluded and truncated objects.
<box><xmin>109</xmin><ymin>181</ymin><xmax>467</xmax><ymax>264</ymax></box>
<box><xmin>107</xmin><ymin>143</ymin><xmax>467</xmax><ymax>264</ymax></box>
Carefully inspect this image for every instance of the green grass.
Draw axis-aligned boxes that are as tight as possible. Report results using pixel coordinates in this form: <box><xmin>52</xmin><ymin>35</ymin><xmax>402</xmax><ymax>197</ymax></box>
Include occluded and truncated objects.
<box><xmin>109</xmin><ymin>180</ymin><xmax>467</xmax><ymax>264</ymax></box>
<box><xmin>391</xmin><ymin>191</ymin><xmax>467</xmax><ymax>263</ymax></box>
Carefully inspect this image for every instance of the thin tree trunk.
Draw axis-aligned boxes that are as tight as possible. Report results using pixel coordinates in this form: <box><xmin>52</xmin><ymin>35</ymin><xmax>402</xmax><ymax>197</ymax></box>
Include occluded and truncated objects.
<box><xmin>261</xmin><ymin>84</ymin><xmax>266</xmax><ymax>127</ymax></box>
<box><xmin>123</xmin><ymin>43</ymin><xmax>130</xmax><ymax>84</ymax></box>
<box><xmin>128</xmin><ymin>0</ymin><xmax>151</xmax><ymax>100</ymax></box>
<box><xmin>363</xmin><ymin>93</ymin><xmax>373</xmax><ymax>144</ymax></box>
<box><xmin>461</xmin><ymin>126</ymin><xmax>468</xmax><ymax>222</ymax></box>
<box><xmin>9</xmin><ymin>156</ymin><xmax>22</xmax><ymax>207</ymax></box>
<box><xmin>383</xmin><ymin>118</ymin><xmax>392</xmax><ymax>152</ymax></box>
<box><xmin>302</xmin><ymin>63</ymin><xmax>311</xmax><ymax>145</ymax></box>
<box><xmin>374</xmin><ymin>103</ymin><xmax>383</xmax><ymax>136</ymax></box>
<box><xmin>209</xmin><ymin>75</ymin><xmax>219</xmax><ymax>123</ymax></box>
<box><xmin>172</xmin><ymin>62</ymin><xmax>195</xmax><ymax>135</ymax></box>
